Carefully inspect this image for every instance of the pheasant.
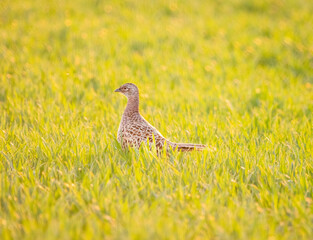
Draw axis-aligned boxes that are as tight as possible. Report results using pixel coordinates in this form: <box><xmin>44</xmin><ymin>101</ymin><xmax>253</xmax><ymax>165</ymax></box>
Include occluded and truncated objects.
<box><xmin>115</xmin><ymin>83</ymin><xmax>207</xmax><ymax>152</ymax></box>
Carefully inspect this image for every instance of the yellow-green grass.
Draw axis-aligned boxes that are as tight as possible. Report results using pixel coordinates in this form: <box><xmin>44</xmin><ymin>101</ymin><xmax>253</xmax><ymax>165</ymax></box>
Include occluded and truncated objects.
<box><xmin>1</xmin><ymin>0</ymin><xmax>313</xmax><ymax>239</ymax></box>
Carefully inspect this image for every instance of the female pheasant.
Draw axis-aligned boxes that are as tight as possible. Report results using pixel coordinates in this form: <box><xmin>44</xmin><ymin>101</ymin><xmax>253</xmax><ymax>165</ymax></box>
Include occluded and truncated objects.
<box><xmin>115</xmin><ymin>83</ymin><xmax>206</xmax><ymax>152</ymax></box>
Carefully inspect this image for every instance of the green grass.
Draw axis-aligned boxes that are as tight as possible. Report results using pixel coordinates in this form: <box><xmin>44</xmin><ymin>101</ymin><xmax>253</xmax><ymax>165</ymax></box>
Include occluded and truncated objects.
<box><xmin>1</xmin><ymin>0</ymin><xmax>313</xmax><ymax>239</ymax></box>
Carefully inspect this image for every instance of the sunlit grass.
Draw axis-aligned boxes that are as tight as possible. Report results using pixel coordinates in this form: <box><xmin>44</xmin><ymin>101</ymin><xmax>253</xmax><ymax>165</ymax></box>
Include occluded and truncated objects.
<box><xmin>0</xmin><ymin>0</ymin><xmax>313</xmax><ymax>239</ymax></box>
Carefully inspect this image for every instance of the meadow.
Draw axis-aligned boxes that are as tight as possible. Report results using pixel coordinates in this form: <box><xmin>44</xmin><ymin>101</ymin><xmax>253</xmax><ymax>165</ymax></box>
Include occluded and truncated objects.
<box><xmin>1</xmin><ymin>0</ymin><xmax>313</xmax><ymax>239</ymax></box>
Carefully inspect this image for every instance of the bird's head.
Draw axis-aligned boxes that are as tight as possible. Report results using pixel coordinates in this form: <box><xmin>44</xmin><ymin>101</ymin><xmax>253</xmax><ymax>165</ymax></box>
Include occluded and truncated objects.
<box><xmin>115</xmin><ymin>83</ymin><xmax>139</xmax><ymax>98</ymax></box>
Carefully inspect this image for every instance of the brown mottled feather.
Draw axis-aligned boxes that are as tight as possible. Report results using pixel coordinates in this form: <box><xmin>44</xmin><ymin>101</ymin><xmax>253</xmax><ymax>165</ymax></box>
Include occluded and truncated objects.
<box><xmin>115</xmin><ymin>83</ymin><xmax>207</xmax><ymax>152</ymax></box>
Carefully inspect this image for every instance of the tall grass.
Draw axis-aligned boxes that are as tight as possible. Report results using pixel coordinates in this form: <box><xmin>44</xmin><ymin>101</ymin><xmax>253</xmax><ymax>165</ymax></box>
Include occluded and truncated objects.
<box><xmin>1</xmin><ymin>0</ymin><xmax>313</xmax><ymax>239</ymax></box>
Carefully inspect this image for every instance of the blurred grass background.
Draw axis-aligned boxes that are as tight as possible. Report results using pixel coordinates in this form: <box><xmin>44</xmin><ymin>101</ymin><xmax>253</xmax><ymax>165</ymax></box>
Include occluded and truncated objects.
<box><xmin>0</xmin><ymin>0</ymin><xmax>313</xmax><ymax>239</ymax></box>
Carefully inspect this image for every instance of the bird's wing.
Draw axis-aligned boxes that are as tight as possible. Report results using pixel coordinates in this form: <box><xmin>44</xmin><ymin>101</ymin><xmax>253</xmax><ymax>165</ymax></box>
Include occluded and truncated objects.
<box><xmin>121</xmin><ymin>118</ymin><xmax>166</xmax><ymax>148</ymax></box>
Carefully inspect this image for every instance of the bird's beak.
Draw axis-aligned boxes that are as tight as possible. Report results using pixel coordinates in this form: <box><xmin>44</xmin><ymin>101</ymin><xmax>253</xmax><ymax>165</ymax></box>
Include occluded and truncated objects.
<box><xmin>114</xmin><ymin>88</ymin><xmax>121</xmax><ymax>92</ymax></box>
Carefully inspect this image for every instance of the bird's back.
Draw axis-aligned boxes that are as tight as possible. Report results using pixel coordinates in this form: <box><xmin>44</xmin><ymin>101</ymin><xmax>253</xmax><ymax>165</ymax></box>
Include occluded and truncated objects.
<box><xmin>117</xmin><ymin>111</ymin><xmax>166</xmax><ymax>149</ymax></box>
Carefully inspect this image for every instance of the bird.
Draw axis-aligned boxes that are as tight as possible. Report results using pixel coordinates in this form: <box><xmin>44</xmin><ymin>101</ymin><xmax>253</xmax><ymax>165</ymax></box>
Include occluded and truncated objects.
<box><xmin>115</xmin><ymin>83</ymin><xmax>207</xmax><ymax>152</ymax></box>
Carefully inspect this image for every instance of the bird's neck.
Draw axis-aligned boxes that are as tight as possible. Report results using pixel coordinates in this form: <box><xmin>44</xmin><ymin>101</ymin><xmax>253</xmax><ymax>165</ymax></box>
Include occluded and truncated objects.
<box><xmin>124</xmin><ymin>95</ymin><xmax>139</xmax><ymax>116</ymax></box>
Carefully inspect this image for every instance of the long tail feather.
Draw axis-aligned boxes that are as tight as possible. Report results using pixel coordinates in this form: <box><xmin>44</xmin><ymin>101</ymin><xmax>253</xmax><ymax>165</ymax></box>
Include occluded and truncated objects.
<box><xmin>169</xmin><ymin>142</ymin><xmax>207</xmax><ymax>152</ymax></box>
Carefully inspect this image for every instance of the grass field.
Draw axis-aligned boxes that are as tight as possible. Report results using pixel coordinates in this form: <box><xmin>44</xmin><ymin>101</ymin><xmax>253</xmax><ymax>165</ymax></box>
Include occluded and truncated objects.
<box><xmin>1</xmin><ymin>0</ymin><xmax>313</xmax><ymax>239</ymax></box>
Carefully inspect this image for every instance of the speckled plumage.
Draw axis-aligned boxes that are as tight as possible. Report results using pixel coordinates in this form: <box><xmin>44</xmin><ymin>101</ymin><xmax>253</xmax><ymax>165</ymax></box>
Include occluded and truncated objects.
<box><xmin>115</xmin><ymin>83</ymin><xmax>206</xmax><ymax>152</ymax></box>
